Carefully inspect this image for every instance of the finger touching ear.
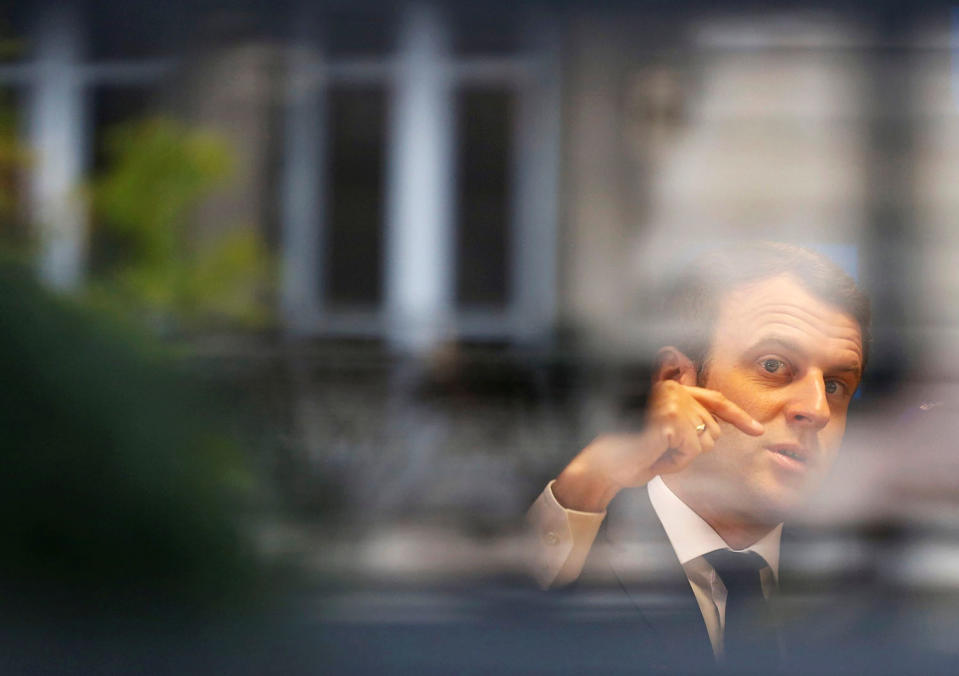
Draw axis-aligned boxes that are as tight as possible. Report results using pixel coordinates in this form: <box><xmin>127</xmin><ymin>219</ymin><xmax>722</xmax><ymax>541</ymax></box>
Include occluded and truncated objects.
<box><xmin>653</xmin><ymin>346</ymin><xmax>698</xmax><ymax>387</ymax></box>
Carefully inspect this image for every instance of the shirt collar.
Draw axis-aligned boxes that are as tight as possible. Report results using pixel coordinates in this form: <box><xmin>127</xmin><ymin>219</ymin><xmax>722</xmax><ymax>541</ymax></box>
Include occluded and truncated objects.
<box><xmin>647</xmin><ymin>475</ymin><xmax>783</xmax><ymax>579</ymax></box>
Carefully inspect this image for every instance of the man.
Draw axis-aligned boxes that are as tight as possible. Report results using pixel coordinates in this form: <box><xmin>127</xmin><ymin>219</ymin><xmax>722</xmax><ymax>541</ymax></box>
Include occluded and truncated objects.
<box><xmin>527</xmin><ymin>242</ymin><xmax>870</xmax><ymax>664</ymax></box>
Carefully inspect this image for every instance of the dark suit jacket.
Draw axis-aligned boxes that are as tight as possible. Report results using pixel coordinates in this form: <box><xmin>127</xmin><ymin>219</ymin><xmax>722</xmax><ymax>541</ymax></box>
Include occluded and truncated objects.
<box><xmin>566</xmin><ymin>487</ymin><xmax>869</xmax><ymax>672</ymax></box>
<box><xmin>558</xmin><ymin>486</ymin><xmax>717</xmax><ymax>670</ymax></box>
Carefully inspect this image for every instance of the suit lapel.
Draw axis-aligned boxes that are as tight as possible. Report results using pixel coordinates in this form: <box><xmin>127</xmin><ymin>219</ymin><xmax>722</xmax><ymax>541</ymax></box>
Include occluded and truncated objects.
<box><xmin>600</xmin><ymin>486</ymin><xmax>715</xmax><ymax>663</ymax></box>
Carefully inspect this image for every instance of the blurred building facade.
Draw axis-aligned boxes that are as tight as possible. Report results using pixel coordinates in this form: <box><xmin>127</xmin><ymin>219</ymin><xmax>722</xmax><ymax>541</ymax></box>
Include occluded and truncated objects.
<box><xmin>3</xmin><ymin>1</ymin><xmax>958</xmax><ymax>526</ymax></box>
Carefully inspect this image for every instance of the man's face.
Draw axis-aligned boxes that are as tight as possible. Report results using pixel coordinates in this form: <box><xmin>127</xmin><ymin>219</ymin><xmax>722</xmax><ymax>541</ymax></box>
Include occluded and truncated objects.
<box><xmin>688</xmin><ymin>274</ymin><xmax>864</xmax><ymax>525</ymax></box>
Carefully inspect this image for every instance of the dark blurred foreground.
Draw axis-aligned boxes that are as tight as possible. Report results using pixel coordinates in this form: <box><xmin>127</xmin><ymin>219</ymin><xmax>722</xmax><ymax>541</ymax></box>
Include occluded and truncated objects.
<box><xmin>2</xmin><ymin>577</ymin><xmax>959</xmax><ymax>675</ymax></box>
<box><xmin>0</xmin><ymin>260</ymin><xmax>261</xmax><ymax>605</ymax></box>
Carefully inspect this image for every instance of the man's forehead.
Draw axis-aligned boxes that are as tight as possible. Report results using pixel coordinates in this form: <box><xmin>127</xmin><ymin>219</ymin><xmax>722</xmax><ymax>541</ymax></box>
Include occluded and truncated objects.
<box><xmin>715</xmin><ymin>274</ymin><xmax>864</xmax><ymax>362</ymax></box>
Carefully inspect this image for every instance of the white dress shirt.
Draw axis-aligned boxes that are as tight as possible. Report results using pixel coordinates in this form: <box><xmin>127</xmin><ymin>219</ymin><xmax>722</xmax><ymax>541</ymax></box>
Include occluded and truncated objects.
<box><xmin>647</xmin><ymin>476</ymin><xmax>781</xmax><ymax>657</ymax></box>
<box><xmin>527</xmin><ymin>476</ymin><xmax>782</xmax><ymax>658</ymax></box>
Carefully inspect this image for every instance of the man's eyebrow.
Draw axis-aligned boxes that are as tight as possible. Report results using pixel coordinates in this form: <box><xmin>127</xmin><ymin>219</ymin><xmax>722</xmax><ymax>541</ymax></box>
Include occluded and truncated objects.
<box><xmin>827</xmin><ymin>363</ymin><xmax>863</xmax><ymax>381</ymax></box>
<box><xmin>746</xmin><ymin>335</ymin><xmax>862</xmax><ymax>378</ymax></box>
<box><xmin>745</xmin><ymin>335</ymin><xmax>803</xmax><ymax>355</ymax></box>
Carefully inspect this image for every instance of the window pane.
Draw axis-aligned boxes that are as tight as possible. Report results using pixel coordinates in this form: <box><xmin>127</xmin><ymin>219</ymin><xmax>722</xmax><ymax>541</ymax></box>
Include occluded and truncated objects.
<box><xmin>455</xmin><ymin>87</ymin><xmax>513</xmax><ymax>309</ymax></box>
<box><xmin>90</xmin><ymin>86</ymin><xmax>154</xmax><ymax>174</ymax></box>
<box><xmin>324</xmin><ymin>86</ymin><xmax>386</xmax><ymax>309</ymax></box>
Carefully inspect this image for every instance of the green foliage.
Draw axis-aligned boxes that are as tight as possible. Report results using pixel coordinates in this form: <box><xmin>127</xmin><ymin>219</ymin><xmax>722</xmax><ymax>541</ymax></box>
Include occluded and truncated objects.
<box><xmin>0</xmin><ymin>91</ymin><xmax>31</xmax><ymax>253</ymax></box>
<box><xmin>0</xmin><ymin>20</ymin><xmax>27</xmax><ymax>246</ymax></box>
<box><xmin>0</xmin><ymin>259</ymin><xmax>260</xmax><ymax>605</ymax></box>
<box><xmin>89</xmin><ymin>116</ymin><xmax>274</xmax><ymax>330</ymax></box>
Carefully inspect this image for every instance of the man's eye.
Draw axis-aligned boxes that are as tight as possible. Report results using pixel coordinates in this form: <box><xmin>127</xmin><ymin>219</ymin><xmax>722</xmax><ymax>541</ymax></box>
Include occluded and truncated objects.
<box><xmin>761</xmin><ymin>358</ymin><xmax>786</xmax><ymax>374</ymax></box>
<box><xmin>825</xmin><ymin>380</ymin><xmax>843</xmax><ymax>395</ymax></box>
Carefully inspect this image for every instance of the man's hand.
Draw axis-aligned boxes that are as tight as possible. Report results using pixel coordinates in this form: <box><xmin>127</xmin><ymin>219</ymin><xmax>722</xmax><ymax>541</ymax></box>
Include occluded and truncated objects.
<box><xmin>552</xmin><ymin>381</ymin><xmax>764</xmax><ymax>513</ymax></box>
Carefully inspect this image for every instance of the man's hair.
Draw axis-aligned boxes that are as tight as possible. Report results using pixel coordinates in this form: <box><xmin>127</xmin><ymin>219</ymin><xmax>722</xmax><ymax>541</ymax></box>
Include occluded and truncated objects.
<box><xmin>659</xmin><ymin>242</ymin><xmax>872</xmax><ymax>382</ymax></box>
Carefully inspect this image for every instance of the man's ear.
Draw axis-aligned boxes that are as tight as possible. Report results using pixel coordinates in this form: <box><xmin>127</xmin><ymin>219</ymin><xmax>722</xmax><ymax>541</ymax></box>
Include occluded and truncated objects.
<box><xmin>653</xmin><ymin>346</ymin><xmax>698</xmax><ymax>386</ymax></box>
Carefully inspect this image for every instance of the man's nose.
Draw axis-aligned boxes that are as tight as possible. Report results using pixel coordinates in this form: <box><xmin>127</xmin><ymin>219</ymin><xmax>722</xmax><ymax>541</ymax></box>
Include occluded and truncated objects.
<box><xmin>785</xmin><ymin>370</ymin><xmax>830</xmax><ymax>429</ymax></box>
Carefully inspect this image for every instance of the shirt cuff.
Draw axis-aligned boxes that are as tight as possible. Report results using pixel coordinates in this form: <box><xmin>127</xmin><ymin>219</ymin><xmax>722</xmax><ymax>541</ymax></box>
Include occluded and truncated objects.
<box><xmin>525</xmin><ymin>480</ymin><xmax>606</xmax><ymax>589</ymax></box>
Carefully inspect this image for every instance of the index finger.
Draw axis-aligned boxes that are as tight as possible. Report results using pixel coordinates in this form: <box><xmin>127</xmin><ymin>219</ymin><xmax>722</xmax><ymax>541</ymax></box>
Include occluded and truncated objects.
<box><xmin>685</xmin><ymin>387</ymin><xmax>764</xmax><ymax>435</ymax></box>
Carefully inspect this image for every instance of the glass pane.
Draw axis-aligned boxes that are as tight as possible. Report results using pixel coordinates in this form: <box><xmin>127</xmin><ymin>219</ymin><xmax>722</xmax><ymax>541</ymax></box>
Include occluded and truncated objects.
<box><xmin>324</xmin><ymin>85</ymin><xmax>387</xmax><ymax>309</ymax></box>
<box><xmin>454</xmin><ymin>86</ymin><xmax>513</xmax><ymax>309</ymax></box>
<box><xmin>90</xmin><ymin>86</ymin><xmax>154</xmax><ymax>174</ymax></box>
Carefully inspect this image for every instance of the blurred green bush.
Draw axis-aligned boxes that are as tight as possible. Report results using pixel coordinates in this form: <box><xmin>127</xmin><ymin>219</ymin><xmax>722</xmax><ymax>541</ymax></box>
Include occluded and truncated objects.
<box><xmin>0</xmin><ymin>104</ymin><xmax>279</xmax><ymax>610</ymax></box>
<box><xmin>0</xmin><ymin>260</ymin><xmax>260</xmax><ymax>607</ymax></box>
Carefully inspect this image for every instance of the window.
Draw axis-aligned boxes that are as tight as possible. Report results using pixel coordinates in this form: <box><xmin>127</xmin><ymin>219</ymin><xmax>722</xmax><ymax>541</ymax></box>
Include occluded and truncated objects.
<box><xmin>454</xmin><ymin>86</ymin><xmax>513</xmax><ymax>310</ymax></box>
<box><xmin>281</xmin><ymin>6</ymin><xmax>559</xmax><ymax>341</ymax></box>
<box><xmin>324</xmin><ymin>85</ymin><xmax>387</xmax><ymax>309</ymax></box>
<box><xmin>90</xmin><ymin>86</ymin><xmax>154</xmax><ymax>173</ymax></box>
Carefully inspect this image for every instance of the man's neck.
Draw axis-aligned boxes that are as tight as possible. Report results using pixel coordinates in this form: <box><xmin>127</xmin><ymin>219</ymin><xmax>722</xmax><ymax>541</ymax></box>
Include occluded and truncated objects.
<box><xmin>660</xmin><ymin>474</ymin><xmax>777</xmax><ymax>550</ymax></box>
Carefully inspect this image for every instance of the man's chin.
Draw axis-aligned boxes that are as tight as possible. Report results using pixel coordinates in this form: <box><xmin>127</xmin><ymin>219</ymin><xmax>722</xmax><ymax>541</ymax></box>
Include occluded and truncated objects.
<box><xmin>752</xmin><ymin>484</ymin><xmax>810</xmax><ymax>525</ymax></box>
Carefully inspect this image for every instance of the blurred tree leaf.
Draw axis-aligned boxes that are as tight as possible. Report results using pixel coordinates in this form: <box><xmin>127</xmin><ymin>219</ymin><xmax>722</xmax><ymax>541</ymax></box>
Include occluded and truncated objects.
<box><xmin>0</xmin><ymin>91</ymin><xmax>32</xmax><ymax>253</ymax></box>
<box><xmin>89</xmin><ymin>116</ymin><xmax>273</xmax><ymax>330</ymax></box>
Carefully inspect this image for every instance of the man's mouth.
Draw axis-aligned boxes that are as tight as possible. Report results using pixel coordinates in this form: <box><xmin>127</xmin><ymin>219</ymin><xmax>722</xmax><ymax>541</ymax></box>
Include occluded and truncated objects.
<box><xmin>767</xmin><ymin>444</ymin><xmax>810</xmax><ymax>469</ymax></box>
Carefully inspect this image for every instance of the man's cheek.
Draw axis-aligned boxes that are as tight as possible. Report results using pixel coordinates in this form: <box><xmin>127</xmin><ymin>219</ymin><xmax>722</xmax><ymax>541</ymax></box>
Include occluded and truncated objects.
<box><xmin>726</xmin><ymin>392</ymin><xmax>772</xmax><ymax>423</ymax></box>
<box><xmin>822</xmin><ymin>423</ymin><xmax>846</xmax><ymax>461</ymax></box>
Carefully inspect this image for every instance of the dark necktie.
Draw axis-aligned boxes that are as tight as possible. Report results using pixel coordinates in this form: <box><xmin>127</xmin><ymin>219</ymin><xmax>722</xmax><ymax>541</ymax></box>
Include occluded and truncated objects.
<box><xmin>703</xmin><ymin>549</ymin><xmax>780</xmax><ymax>666</ymax></box>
